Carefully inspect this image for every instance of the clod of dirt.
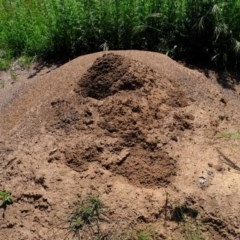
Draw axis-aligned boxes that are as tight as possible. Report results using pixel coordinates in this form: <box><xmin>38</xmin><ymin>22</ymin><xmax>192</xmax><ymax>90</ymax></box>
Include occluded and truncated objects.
<box><xmin>64</xmin><ymin>143</ymin><xmax>103</xmax><ymax>172</ymax></box>
<box><xmin>49</xmin><ymin>99</ymin><xmax>79</xmax><ymax>131</ymax></box>
<box><xmin>103</xmin><ymin>147</ymin><xmax>176</xmax><ymax>187</ymax></box>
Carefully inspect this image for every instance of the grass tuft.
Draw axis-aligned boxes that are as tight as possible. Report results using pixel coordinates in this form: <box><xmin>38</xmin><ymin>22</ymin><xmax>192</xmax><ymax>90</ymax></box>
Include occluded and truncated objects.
<box><xmin>66</xmin><ymin>195</ymin><xmax>106</xmax><ymax>239</ymax></box>
<box><xmin>219</xmin><ymin>130</ymin><xmax>240</xmax><ymax>140</ymax></box>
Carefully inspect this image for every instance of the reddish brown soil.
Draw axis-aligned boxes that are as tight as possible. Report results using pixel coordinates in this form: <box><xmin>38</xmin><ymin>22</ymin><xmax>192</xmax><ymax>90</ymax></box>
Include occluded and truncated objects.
<box><xmin>1</xmin><ymin>51</ymin><xmax>240</xmax><ymax>240</ymax></box>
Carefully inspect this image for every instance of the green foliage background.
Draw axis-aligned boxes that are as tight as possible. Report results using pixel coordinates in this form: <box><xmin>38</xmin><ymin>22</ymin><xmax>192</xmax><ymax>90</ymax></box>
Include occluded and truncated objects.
<box><xmin>0</xmin><ymin>0</ymin><xmax>240</xmax><ymax>68</ymax></box>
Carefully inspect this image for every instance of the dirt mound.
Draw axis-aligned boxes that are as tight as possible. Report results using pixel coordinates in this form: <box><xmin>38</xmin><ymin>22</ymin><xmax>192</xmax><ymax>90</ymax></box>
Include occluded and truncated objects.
<box><xmin>1</xmin><ymin>51</ymin><xmax>240</xmax><ymax>240</ymax></box>
<box><xmin>48</xmin><ymin>53</ymin><xmax>195</xmax><ymax>187</ymax></box>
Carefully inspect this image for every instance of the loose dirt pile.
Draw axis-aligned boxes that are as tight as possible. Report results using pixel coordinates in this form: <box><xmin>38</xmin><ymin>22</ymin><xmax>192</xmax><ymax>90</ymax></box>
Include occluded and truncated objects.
<box><xmin>1</xmin><ymin>51</ymin><xmax>240</xmax><ymax>240</ymax></box>
<box><xmin>47</xmin><ymin>53</ymin><xmax>196</xmax><ymax>188</ymax></box>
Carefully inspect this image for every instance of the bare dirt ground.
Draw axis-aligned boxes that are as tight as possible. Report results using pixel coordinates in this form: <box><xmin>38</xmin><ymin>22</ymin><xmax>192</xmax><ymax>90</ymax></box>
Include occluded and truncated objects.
<box><xmin>1</xmin><ymin>50</ymin><xmax>240</xmax><ymax>240</ymax></box>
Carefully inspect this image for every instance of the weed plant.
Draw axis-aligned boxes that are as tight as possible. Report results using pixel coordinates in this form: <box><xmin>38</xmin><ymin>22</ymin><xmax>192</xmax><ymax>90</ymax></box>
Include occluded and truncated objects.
<box><xmin>0</xmin><ymin>190</ymin><xmax>13</xmax><ymax>208</ymax></box>
<box><xmin>184</xmin><ymin>220</ymin><xmax>206</xmax><ymax>240</ymax></box>
<box><xmin>66</xmin><ymin>196</ymin><xmax>106</xmax><ymax>239</ymax></box>
<box><xmin>0</xmin><ymin>0</ymin><xmax>240</xmax><ymax>69</ymax></box>
<box><xmin>137</xmin><ymin>231</ymin><xmax>155</xmax><ymax>240</ymax></box>
<box><xmin>220</xmin><ymin>130</ymin><xmax>240</xmax><ymax>140</ymax></box>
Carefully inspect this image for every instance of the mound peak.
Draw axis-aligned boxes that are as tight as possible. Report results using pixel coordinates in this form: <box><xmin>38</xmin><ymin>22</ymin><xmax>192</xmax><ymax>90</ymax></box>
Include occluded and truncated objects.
<box><xmin>76</xmin><ymin>53</ymin><xmax>153</xmax><ymax>99</ymax></box>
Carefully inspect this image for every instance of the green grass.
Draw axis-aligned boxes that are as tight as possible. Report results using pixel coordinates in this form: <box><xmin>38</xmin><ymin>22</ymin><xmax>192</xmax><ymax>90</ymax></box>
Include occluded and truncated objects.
<box><xmin>137</xmin><ymin>231</ymin><xmax>155</xmax><ymax>240</ymax></box>
<box><xmin>0</xmin><ymin>59</ymin><xmax>11</xmax><ymax>70</ymax></box>
<box><xmin>0</xmin><ymin>50</ymin><xmax>12</xmax><ymax>70</ymax></box>
<box><xmin>17</xmin><ymin>55</ymin><xmax>35</xmax><ymax>69</ymax></box>
<box><xmin>66</xmin><ymin>196</ymin><xmax>106</xmax><ymax>239</ymax></box>
<box><xmin>184</xmin><ymin>221</ymin><xmax>206</xmax><ymax>240</ymax></box>
<box><xmin>219</xmin><ymin>130</ymin><xmax>240</xmax><ymax>140</ymax></box>
<box><xmin>1</xmin><ymin>0</ymin><xmax>240</xmax><ymax>69</ymax></box>
<box><xmin>49</xmin><ymin>194</ymin><xmax>211</xmax><ymax>240</ymax></box>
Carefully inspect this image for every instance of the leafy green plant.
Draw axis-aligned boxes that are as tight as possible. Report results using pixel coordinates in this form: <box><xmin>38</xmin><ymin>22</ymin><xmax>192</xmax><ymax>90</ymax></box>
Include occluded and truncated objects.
<box><xmin>0</xmin><ymin>191</ymin><xmax>13</xmax><ymax>208</ymax></box>
<box><xmin>67</xmin><ymin>196</ymin><xmax>106</xmax><ymax>239</ymax></box>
